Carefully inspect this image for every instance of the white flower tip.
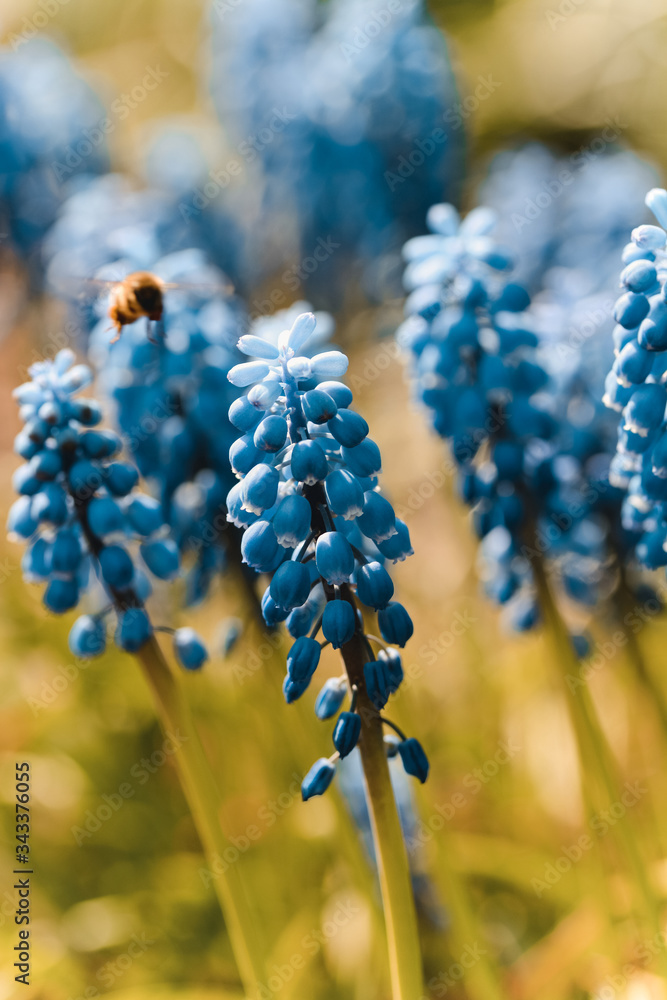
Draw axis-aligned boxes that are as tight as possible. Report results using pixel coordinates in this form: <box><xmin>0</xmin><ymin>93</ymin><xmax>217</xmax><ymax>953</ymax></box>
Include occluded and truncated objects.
<box><xmin>287</xmin><ymin>312</ymin><xmax>317</xmax><ymax>352</ymax></box>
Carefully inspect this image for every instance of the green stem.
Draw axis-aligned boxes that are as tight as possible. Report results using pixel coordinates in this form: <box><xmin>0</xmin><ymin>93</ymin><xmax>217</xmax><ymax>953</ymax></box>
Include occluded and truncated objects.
<box><xmin>615</xmin><ymin>575</ymin><xmax>667</xmax><ymax>741</ymax></box>
<box><xmin>135</xmin><ymin>635</ymin><xmax>266</xmax><ymax>998</ymax></box>
<box><xmin>533</xmin><ymin>558</ymin><xmax>665</xmax><ymax>958</ymax></box>
<box><xmin>338</xmin><ymin>609</ymin><xmax>424</xmax><ymax>1000</ymax></box>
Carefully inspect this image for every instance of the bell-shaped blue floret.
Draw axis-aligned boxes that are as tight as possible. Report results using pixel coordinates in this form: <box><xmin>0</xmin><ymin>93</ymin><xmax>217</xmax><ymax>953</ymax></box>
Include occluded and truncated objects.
<box><xmin>333</xmin><ymin>712</ymin><xmax>361</xmax><ymax>758</ymax></box>
<box><xmin>241</xmin><ymin>464</ymin><xmax>280</xmax><ymax>514</ymax></box>
<box><xmin>174</xmin><ymin>627</ymin><xmax>209</xmax><ymax>670</ymax></box>
<box><xmin>377</xmin><ymin>520</ymin><xmax>413</xmax><ymax>562</ymax></box>
<box><xmin>69</xmin><ymin>615</ymin><xmax>106</xmax><ymax>658</ymax></box>
<box><xmin>324</xmin><ymin>469</ymin><xmax>364</xmax><ymax>519</ymax></box>
<box><xmin>272</xmin><ymin>494</ymin><xmax>311</xmax><ymax>547</ymax></box>
<box><xmin>315</xmin><ymin>677</ymin><xmax>348</xmax><ymax>720</ymax></box>
<box><xmin>99</xmin><ymin>544</ymin><xmax>134</xmax><ymax>589</ymax></box>
<box><xmin>624</xmin><ymin>384</ymin><xmax>666</xmax><ymax>438</ymax></box>
<box><xmin>241</xmin><ymin>519</ymin><xmax>281</xmax><ymax>571</ymax></box>
<box><xmin>302</xmin><ymin>389</ymin><xmax>338</xmax><ymax>424</ymax></box>
<box><xmin>105</xmin><ymin>462</ymin><xmax>139</xmax><ymax>496</ymax></box>
<box><xmin>88</xmin><ymin>496</ymin><xmax>124</xmax><ymax>537</ymax></box>
<box><xmin>342</xmin><ymin>439</ymin><xmax>382</xmax><ymax>478</ymax></box>
<box><xmin>356</xmin><ymin>561</ymin><xmax>394</xmax><ymax>610</ymax></box>
<box><xmin>378</xmin><ymin>602</ymin><xmax>414</xmax><ymax>647</ymax></box>
<box><xmin>229</xmin><ymin>395</ymin><xmax>263</xmax><ymax>432</ymax></box>
<box><xmin>316</xmin><ymin>531</ymin><xmax>355</xmax><ymax>585</ymax></box>
<box><xmin>322</xmin><ymin>599</ymin><xmax>356</xmax><ymax>649</ymax></box>
<box><xmin>126</xmin><ymin>494</ymin><xmax>163</xmax><ymax>536</ymax></box>
<box><xmin>271</xmin><ymin>560</ymin><xmax>311</xmax><ymax>610</ymax></box>
<box><xmin>253</xmin><ymin>414</ymin><xmax>288</xmax><ymax>453</ymax></box>
<box><xmin>398</xmin><ymin>738</ymin><xmax>429</xmax><ymax>783</ymax></box>
<box><xmin>43</xmin><ymin>577</ymin><xmax>79</xmax><ymax>613</ymax></box>
<box><xmin>115</xmin><ymin>607</ymin><xmax>152</xmax><ymax>652</ymax></box>
<box><xmin>357</xmin><ymin>491</ymin><xmax>397</xmax><ymax>543</ymax></box>
<box><xmin>364</xmin><ymin>660</ymin><xmax>391</xmax><ymax>709</ymax></box>
<box><xmin>290</xmin><ymin>440</ymin><xmax>328</xmax><ymax>484</ymax></box>
<box><xmin>378</xmin><ymin>647</ymin><xmax>404</xmax><ymax>693</ymax></box>
<box><xmin>301</xmin><ymin>758</ymin><xmax>335</xmax><ymax>801</ymax></box>
<box><xmin>140</xmin><ymin>539</ymin><xmax>180</xmax><ymax>580</ymax></box>
<box><xmin>328</xmin><ymin>409</ymin><xmax>369</xmax><ymax>448</ymax></box>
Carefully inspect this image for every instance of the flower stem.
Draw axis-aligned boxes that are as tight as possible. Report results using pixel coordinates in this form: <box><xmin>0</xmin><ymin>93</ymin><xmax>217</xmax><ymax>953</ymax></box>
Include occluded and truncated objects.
<box><xmin>337</xmin><ymin>601</ymin><xmax>424</xmax><ymax>1000</ymax></box>
<box><xmin>135</xmin><ymin>635</ymin><xmax>266</xmax><ymax>997</ymax></box>
<box><xmin>533</xmin><ymin>557</ymin><xmax>666</xmax><ymax>957</ymax></box>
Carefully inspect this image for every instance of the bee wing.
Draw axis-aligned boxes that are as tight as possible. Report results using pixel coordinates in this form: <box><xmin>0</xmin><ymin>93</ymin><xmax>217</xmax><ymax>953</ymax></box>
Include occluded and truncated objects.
<box><xmin>161</xmin><ymin>279</ymin><xmax>235</xmax><ymax>295</ymax></box>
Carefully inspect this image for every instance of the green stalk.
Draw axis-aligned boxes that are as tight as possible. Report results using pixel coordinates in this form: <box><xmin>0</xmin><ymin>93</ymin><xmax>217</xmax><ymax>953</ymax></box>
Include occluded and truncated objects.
<box><xmin>339</xmin><ymin>617</ymin><xmax>424</xmax><ymax>1000</ymax></box>
<box><xmin>615</xmin><ymin>573</ymin><xmax>667</xmax><ymax>741</ymax></box>
<box><xmin>135</xmin><ymin>635</ymin><xmax>267</xmax><ymax>998</ymax></box>
<box><xmin>533</xmin><ymin>558</ymin><xmax>665</xmax><ymax>958</ymax></box>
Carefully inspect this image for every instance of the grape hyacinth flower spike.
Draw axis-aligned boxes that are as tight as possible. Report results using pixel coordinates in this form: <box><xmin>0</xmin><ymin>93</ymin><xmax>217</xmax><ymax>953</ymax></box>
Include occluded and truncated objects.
<box><xmin>227</xmin><ymin>312</ymin><xmax>424</xmax><ymax>998</ymax></box>
<box><xmin>9</xmin><ymin>350</ymin><xmax>266</xmax><ymax>996</ymax></box>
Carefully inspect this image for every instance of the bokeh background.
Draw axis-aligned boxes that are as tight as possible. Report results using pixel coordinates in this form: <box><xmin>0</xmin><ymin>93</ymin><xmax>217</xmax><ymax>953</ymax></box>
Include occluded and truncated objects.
<box><xmin>3</xmin><ymin>1</ymin><xmax>667</xmax><ymax>999</ymax></box>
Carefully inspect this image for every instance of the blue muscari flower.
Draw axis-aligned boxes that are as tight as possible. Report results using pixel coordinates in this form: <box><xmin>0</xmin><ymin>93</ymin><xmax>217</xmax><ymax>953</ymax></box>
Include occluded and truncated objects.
<box><xmin>301</xmin><ymin>758</ymin><xmax>336</xmax><ymax>801</ymax></box>
<box><xmin>0</xmin><ymin>40</ymin><xmax>109</xmax><ymax>267</ymax></box>
<box><xmin>226</xmin><ymin>311</ymin><xmax>423</xmax><ymax>793</ymax></box>
<box><xmin>209</xmin><ymin>0</ymin><xmax>464</xmax><ymax>306</ymax></box>
<box><xmin>397</xmin><ymin>738</ymin><xmax>430</xmax><ymax>783</ymax></box>
<box><xmin>9</xmin><ymin>350</ymin><xmax>207</xmax><ymax>666</ymax></box>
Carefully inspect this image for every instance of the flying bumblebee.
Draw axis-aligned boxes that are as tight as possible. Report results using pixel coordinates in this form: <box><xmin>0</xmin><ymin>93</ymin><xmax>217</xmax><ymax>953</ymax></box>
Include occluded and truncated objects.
<box><xmin>77</xmin><ymin>269</ymin><xmax>233</xmax><ymax>344</ymax></box>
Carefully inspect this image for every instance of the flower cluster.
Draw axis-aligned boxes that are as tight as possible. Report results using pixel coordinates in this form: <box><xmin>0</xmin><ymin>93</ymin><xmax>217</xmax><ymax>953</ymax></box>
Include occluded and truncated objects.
<box><xmin>226</xmin><ymin>311</ymin><xmax>426</xmax><ymax>798</ymax></box>
<box><xmin>602</xmin><ymin>188</ymin><xmax>667</xmax><ymax>568</ymax></box>
<box><xmin>210</xmin><ymin>0</ymin><xmax>463</xmax><ymax>303</ymax></box>
<box><xmin>0</xmin><ymin>39</ymin><xmax>109</xmax><ymax>267</ymax></box>
<box><xmin>8</xmin><ymin>350</ymin><xmax>207</xmax><ymax>669</ymax></box>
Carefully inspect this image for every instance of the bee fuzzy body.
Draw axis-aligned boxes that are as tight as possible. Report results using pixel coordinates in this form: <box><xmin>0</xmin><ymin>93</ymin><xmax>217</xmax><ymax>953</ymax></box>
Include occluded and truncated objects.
<box><xmin>108</xmin><ymin>271</ymin><xmax>165</xmax><ymax>342</ymax></box>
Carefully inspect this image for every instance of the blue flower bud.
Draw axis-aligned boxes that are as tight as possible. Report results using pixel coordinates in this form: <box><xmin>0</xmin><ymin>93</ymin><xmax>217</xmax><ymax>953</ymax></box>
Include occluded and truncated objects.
<box><xmin>12</xmin><ymin>464</ymin><xmax>41</xmax><ymax>496</ymax></box>
<box><xmin>125</xmin><ymin>495</ymin><xmax>163</xmax><ymax>536</ymax></box>
<box><xmin>240</xmin><ymin>519</ymin><xmax>280</xmax><ymax>571</ymax></box>
<box><xmin>614</xmin><ymin>291</ymin><xmax>650</xmax><ymax>330</ymax></box>
<box><xmin>356</xmin><ymin>561</ymin><xmax>394</xmax><ymax>610</ymax></box>
<box><xmin>228</xmin><ymin>360</ymin><xmax>272</xmax><ymax>386</ymax></box>
<box><xmin>310</xmin><ymin>351</ymin><xmax>349</xmax><ymax>378</ymax></box>
<box><xmin>636</xmin><ymin>527</ymin><xmax>667</xmax><ymax>568</ymax></box>
<box><xmin>227</xmin><ymin>482</ymin><xmax>260</xmax><ymax>528</ymax></box>
<box><xmin>284</xmin><ymin>312</ymin><xmax>317</xmax><ymax>352</ymax></box>
<box><xmin>322</xmin><ymin>599</ymin><xmax>356</xmax><ymax>648</ymax></box>
<box><xmin>7</xmin><ymin>497</ymin><xmax>38</xmax><ymax>539</ymax></box>
<box><xmin>68</xmin><ymin>459</ymin><xmax>102</xmax><ymax>498</ymax></box>
<box><xmin>22</xmin><ymin>537</ymin><xmax>52</xmax><ymax>579</ymax></box>
<box><xmin>646</xmin><ymin>188</ymin><xmax>667</xmax><ymax>229</ymax></box>
<box><xmin>637</xmin><ymin>297</ymin><xmax>667</xmax><ymax>351</ymax></box>
<box><xmin>262</xmin><ymin>588</ymin><xmax>290</xmax><ymax>626</ymax></box>
<box><xmin>651</xmin><ymin>431</ymin><xmax>667</xmax><ymax>477</ymax></box>
<box><xmin>248</xmin><ymin>380</ymin><xmax>282</xmax><ymax>410</ymax></box>
<box><xmin>333</xmin><ymin>712</ymin><xmax>361</xmax><ymax>758</ymax></box>
<box><xmin>272</xmin><ymin>494</ymin><xmax>312</xmax><ymax>547</ymax></box>
<box><xmin>79</xmin><ymin>429</ymin><xmax>120</xmax><ymax>458</ymax></box>
<box><xmin>115</xmin><ymin>607</ymin><xmax>152</xmax><ymax>652</ymax></box>
<box><xmin>615</xmin><ymin>340</ymin><xmax>654</xmax><ymax>387</ymax></box>
<box><xmin>174</xmin><ymin>627</ymin><xmax>209</xmax><ymax>670</ymax></box>
<box><xmin>378</xmin><ymin>602</ymin><xmax>414</xmax><ymax>647</ymax></box>
<box><xmin>50</xmin><ymin>528</ymin><xmax>83</xmax><ymax>573</ymax></box>
<box><xmin>88</xmin><ymin>497</ymin><xmax>124</xmax><ymax>537</ymax></box>
<box><xmin>316</xmin><ymin>531</ymin><xmax>355</xmax><ymax>585</ymax></box>
<box><xmin>318</xmin><ymin>381</ymin><xmax>353</xmax><ymax>408</ymax></box>
<box><xmin>99</xmin><ymin>544</ymin><xmax>135</xmax><ymax>589</ymax></box>
<box><xmin>140</xmin><ymin>539</ymin><xmax>180</xmax><ymax>580</ymax></box>
<box><xmin>315</xmin><ymin>677</ymin><xmax>348</xmax><ymax>719</ymax></box>
<box><xmin>342</xmin><ymin>438</ymin><xmax>382</xmax><ymax>478</ymax></box>
<box><xmin>105</xmin><ymin>462</ymin><xmax>139</xmax><ymax>496</ymax></box>
<box><xmin>237</xmin><ymin>335</ymin><xmax>280</xmax><ymax>359</ymax></box>
<box><xmin>620</xmin><ymin>259</ymin><xmax>658</xmax><ymax>293</ymax></box>
<box><xmin>327</xmin><ymin>409</ymin><xmax>369</xmax><ymax>448</ymax></box>
<box><xmin>290</xmin><ymin>440</ymin><xmax>328</xmax><ymax>484</ymax></box>
<box><xmin>378</xmin><ymin>648</ymin><xmax>404</xmax><ymax>693</ymax></box>
<box><xmin>31</xmin><ymin>448</ymin><xmax>62</xmax><ymax>480</ymax></box>
<box><xmin>69</xmin><ymin>615</ymin><xmax>106</xmax><ymax>658</ymax></box>
<box><xmin>241</xmin><ymin>464</ymin><xmax>280</xmax><ymax>514</ymax></box>
<box><xmin>301</xmin><ymin>757</ymin><xmax>335</xmax><ymax>800</ymax></box>
<box><xmin>324</xmin><ymin>469</ymin><xmax>364</xmax><ymax>519</ymax></box>
<box><xmin>624</xmin><ymin>384</ymin><xmax>667</xmax><ymax>437</ymax></box>
<box><xmin>254</xmin><ymin>414</ymin><xmax>288</xmax><ymax>453</ymax></box>
<box><xmin>229</xmin><ymin>435</ymin><xmax>264</xmax><ymax>476</ymax></box>
<box><xmin>43</xmin><ymin>577</ymin><xmax>79</xmax><ymax>613</ymax></box>
<box><xmin>377</xmin><ymin>520</ymin><xmax>413</xmax><ymax>562</ymax></box>
<box><xmin>398</xmin><ymin>738</ymin><xmax>429</xmax><ymax>783</ymax></box>
<box><xmin>364</xmin><ymin>660</ymin><xmax>390</xmax><ymax>708</ymax></box>
<box><xmin>302</xmin><ymin>389</ymin><xmax>338</xmax><ymax>424</ymax></box>
<box><xmin>271</xmin><ymin>560</ymin><xmax>311</xmax><ymax>610</ymax></box>
<box><xmin>356</xmin><ymin>491</ymin><xmax>397</xmax><ymax>543</ymax></box>
<box><xmin>229</xmin><ymin>396</ymin><xmax>263</xmax><ymax>432</ymax></box>
<box><xmin>69</xmin><ymin>400</ymin><xmax>103</xmax><ymax>427</ymax></box>
<box><xmin>632</xmin><ymin>224</ymin><xmax>667</xmax><ymax>250</ymax></box>
<box><xmin>32</xmin><ymin>484</ymin><xmax>68</xmax><ymax>525</ymax></box>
